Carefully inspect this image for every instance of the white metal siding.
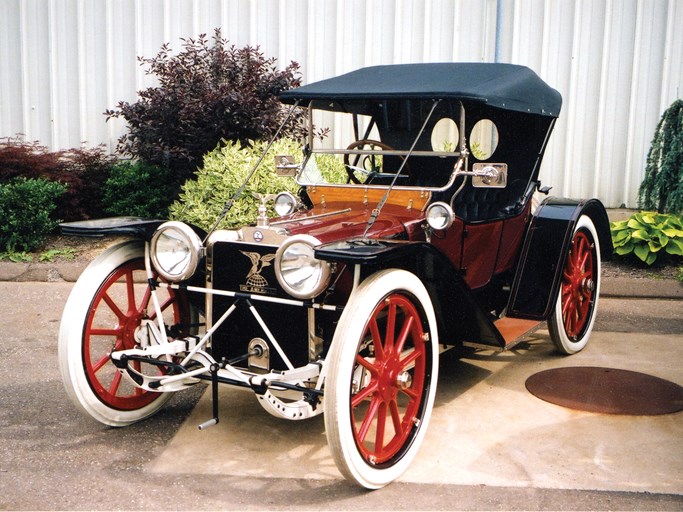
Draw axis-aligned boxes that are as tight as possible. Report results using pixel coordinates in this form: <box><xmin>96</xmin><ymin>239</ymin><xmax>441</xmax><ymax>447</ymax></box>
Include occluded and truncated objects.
<box><xmin>0</xmin><ymin>0</ymin><xmax>681</xmax><ymax>208</ymax></box>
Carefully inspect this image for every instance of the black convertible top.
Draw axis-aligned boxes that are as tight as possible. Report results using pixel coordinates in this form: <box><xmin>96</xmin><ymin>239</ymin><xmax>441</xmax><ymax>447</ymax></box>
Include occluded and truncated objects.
<box><xmin>280</xmin><ymin>63</ymin><xmax>561</xmax><ymax>117</ymax></box>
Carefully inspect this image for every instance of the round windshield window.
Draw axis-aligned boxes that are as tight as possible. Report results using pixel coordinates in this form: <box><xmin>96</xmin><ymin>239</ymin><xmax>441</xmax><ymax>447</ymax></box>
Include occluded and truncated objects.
<box><xmin>470</xmin><ymin>119</ymin><xmax>499</xmax><ymax>160</ymax></box>
<box><xmin>431</xmin><ymin>118</ymin><xmax>460</xmax><ymax>152</ymax></box>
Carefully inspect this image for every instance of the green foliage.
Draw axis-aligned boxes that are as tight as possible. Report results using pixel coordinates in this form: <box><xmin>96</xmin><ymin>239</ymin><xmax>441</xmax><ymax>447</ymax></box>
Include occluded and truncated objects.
<box><xmin>38</xmin><ymin>248</ymin><xmax>76</xmax><ymax>262</ymax></box>
<box><xmin>0</xmin><ymin>136</ymin><xmax>116</xmax><ymax>221</ymax></box>
<box><xmin>0</xmin><ymin>177</ymin><xmax>67</xmax><ymax>252</ymax></box>
<box><xmin>638</xmin><ymin>99</ymin><xmax>683</xmax><ymax>214</ymax></box>
<box><xmin>610</xmin><ymin>212</ymin><xmax>683</xmax><ymax>265</ymax></box>
<box><xmin>0</xmin><ymin>249</ymin><xmax>32</xmax><ymax>262</ymax></box>
<box><xmin>102</xmin><ymin>161</ymin><xmax>177</xmax><ymax>218</ymax></box>
<box><xmin>169</xmin><ymin>138</ymin><xmax>345</xmax><ymax>230</ymax></box>
<box><xmin>105</xmin><ymin>29</ymin><xmax>306</xmax><ymax>187</ymax></box>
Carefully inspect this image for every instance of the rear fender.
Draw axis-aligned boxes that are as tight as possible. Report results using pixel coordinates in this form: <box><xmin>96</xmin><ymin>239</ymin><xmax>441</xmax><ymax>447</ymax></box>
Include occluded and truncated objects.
<box><xmin>315</xmin><ymin>240</ymin><xmax>505</xmax><ymax>348</ymax></box>
<box><xmin>507</xmin><ymin>197</ymin><xmax>612</xmax><ymax>320</ymax></box>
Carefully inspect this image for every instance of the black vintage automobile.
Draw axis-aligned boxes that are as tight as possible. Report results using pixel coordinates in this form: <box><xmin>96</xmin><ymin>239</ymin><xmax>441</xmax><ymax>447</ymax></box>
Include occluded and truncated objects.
<box><xmin>59</xmin><ymin>63</ymin><xmax>612</xmax><ymax>488</ymax></box>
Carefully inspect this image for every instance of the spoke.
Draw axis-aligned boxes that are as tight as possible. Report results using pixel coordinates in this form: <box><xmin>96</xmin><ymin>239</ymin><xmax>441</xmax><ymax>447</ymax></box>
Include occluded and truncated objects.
<box><xmin>400</xmin><ymin>347</ymin><xmax>421</xmax><ymax>369</ymax></box>
<box><xmin>108</xmin><ymin>369</ymin><xmax>123</xmax><ymax>397</ymax></box>
<box><xmin>374</xmin><ymin>401</ymin><xmax>388</xmax><ymax>452</ymax></box>
<box><xmin>389</xmin><ymin>399</ymin><xmax>402</xmax><ymax>434</ymax></box>
<box><xmin>89</xmin><ymin>327</ymin><xmax>122</xmax><ymax>336</ymax></box>
<box><xmin>368</xmin><ymin>317</ymin><xmax>385</xmax><ymax>361</ymax></box>
<box><xmin>395</xmin><ymin>315</ymin><xmax>414</xmax><ymax>354</ymax></box>
<box><xmin>351</xmin><ymin>379</ymin><xmax>378</xmax><ymax>408</ymax></box>
<box><xmin>91</xmin><ymin>353</ymin><xmax>111</xmax><ymax>374</ymax></box>
<box><xmin>385</xmin><ymin>302</ymin><xmax>397</xmax><ymax>353</ymax></box>
<box><xmin>355</xmin><ymin>354</ymin><xmax>377</xmax><ymax>373</ymax></box>
<box><xmin>357</xmin><ymin>396</ymin><xmax>381</xmax><ymax>443</ymax></box>
<box><xmin>102</xmin><ymin>292</ymin><xmax>126</xmax><ymax>321</ymax></box>
<box><xmin>125</xmin><ymin>270</ymin><xmax>136</xmax><ymax>314</ymax></box>
<box><xmin>401</xmin><ymin>385</ymin><xmax>418</xmax><ymax>400</ymax></box>
<box><xmin>139</xmin><ymin>286</ymin><xmax>152</xmax><ymax>314</ymax></box>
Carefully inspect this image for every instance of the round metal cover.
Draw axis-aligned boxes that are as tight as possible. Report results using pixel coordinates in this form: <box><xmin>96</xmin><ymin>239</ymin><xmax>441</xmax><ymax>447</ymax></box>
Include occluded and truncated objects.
<box><xmin>525</xmin><ymin>367</ymin><xmax>683</xmax><ymax>415</ymax></box>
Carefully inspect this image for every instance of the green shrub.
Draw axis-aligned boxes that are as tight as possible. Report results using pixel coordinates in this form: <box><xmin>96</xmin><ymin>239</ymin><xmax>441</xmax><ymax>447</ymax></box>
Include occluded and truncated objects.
<box><xmin>0</xmin><ymin>177</ymin><xmax>67</xmax><ymax>252</ymax></box>
<box><xmin>638</xmin><ymin>99</ymin><xmax>683</xmax><ymax>214</ymax></box>
<box><xmin>0</xmin><ymin>136</ymin><xmax>115</xmax><ymax>221</ymax></box>
<box><xmin>169</xmin><ymin>138</ymin><xmax>345</xmax><ymax>230</ymax></box>
<box><xmin>105</xmin><ymin>29</ymin><xmax>306</xmax><ymax>187</ymax></box>
<box><xmin>102</xmin><ymin>161</ymin><xmax>177</xmax><ymax>218</ymax></box>
<box><xmin>610</xmin><ymin>211</ymin><xmax>683</xmax><ymax>265</ymax></box>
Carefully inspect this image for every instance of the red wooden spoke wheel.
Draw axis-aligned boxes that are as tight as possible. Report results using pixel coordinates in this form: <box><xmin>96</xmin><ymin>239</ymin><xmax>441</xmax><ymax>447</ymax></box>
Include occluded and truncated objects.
<box><xmin>325</xmin><ymin>269</ymin><xmax>438</xmax><ymax>489</ymax></box>
<box><xmin>549</xmin><ymin>216</ymin><xmax>601</xmax><ymax>354</ymax></box>
<box><xmin>59</xmin><ymin>241</ymin><xmax>192</xmax><ymax>426</ymax></box>
<box><xmin>559</xmin><ymin>230</ymin><xmax>595</xmax><ymax>339</ymax></box>
<box><xmin>351</xmin><ymin>293</ymin><xmax>427</xmax><ymax>465</ymax></box>
<box><xmin>83</xmin><ymin>258</ymin><xmax>187</xmax><ymax>411</ymax></box>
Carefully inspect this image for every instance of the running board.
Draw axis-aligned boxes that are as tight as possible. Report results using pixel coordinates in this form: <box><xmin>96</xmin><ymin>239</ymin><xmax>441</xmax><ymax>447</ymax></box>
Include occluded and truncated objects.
<box><xmin>463</xmin><ymin>318</ymin><xmax>542</xmax><ymax>351</ymax></box>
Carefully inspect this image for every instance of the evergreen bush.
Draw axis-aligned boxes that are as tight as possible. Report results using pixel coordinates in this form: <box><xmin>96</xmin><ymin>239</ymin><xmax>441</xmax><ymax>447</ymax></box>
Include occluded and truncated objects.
<box><xmin>0</xmin><ymin>177</ymin><xmax>67</xmax><ymax>252</ymax></box>
<box><xmin>638</xmin><ymin>99</ymin><xmax>683</xmax><ymax>214</ymax></box>
<box><xmin>102</xmin><ymin>161</ymin><xmax>177</xmax><ymax>218</ymax></box>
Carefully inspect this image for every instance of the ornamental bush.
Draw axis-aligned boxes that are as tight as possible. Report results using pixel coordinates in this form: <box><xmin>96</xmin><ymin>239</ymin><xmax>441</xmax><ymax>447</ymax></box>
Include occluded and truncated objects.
<box><xmin>102</xmin><ymin>161</ymin><xmax>177</xmax><ymax>218</ymax></box>
<box><xmin>169</xmin><ymin>138</ymin><xmax>345</xmax><ymax>230</ymax></box>
<box><xmin>0</xmin><ymin>177</ymin><xmax>67</xmax><ymax>252</ymax></box>
<box><xmin>105</xmin><ymin>29</ymin><xmax>306</xmax><ymax>188</ymax></box>
<box><xmin>638</xmin><ymin>99</ymin><xmax>683</xmax><ymax>214</ymax></box>
<box><xmin>0</xmin><ymin>136</ymin><xmax>115</xmax><ymax>221</ymax></box>
<box><xmin>610</xmin><ymin>211</ymin><xmax>683</xmax><ymax>265</ymax></box>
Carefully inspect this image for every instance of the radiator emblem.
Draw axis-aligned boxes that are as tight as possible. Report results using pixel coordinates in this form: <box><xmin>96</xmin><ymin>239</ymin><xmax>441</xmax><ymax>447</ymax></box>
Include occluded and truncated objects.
<box><xmin>240</xmin><ymin>251</ymin><xmax>276</xmax><ymax>293</ymax></box>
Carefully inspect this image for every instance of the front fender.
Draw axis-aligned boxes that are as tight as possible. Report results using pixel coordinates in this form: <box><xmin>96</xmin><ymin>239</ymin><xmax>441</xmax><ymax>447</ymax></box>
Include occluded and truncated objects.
<box><xmin>60</xmin><ymin>217</ymin><xmax>207</xmax><ymax>241</ymax></box>
<box><xmin>315</xmin><ymin>239</ymin><xmax>505</xmax><ymax>348</ymax></box>
<box><xmin>507</xmin><ymin>197</ymin><xmax>612</xmax><ymax>320</ymax></box>
<box><xmin>60</xmin><ymin>217</ymin><xmax>166</xmax><ymax>239</ymax></box>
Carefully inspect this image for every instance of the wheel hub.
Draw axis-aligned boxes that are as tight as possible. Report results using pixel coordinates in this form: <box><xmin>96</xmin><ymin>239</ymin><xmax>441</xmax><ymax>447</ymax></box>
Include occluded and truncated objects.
<box><xmin>396</xmin><ymin>370</ymin><xmax>413</xmax><ymax>390</ymax></box>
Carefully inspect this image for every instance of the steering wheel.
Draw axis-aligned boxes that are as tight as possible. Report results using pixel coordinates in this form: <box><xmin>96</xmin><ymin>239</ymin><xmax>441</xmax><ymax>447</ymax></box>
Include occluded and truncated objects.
<box><xmin>343</xmin><ymin>139</ymin><xmax>411</xmax><ymax>184</ymax></box>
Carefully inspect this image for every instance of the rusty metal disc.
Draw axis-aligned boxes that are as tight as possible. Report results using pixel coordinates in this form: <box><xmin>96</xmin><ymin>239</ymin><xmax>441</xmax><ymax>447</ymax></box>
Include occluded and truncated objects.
<box><xmin>525</xmin><ymin>367</ymin><xmax>683</xmax><ymax>415</ymax></box>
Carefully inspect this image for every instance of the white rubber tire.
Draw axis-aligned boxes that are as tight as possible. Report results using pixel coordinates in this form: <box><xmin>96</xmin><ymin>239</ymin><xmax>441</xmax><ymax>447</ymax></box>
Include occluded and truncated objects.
<box><xmin>324</xmin><ymin>269</ymin><xmax>439</xmax><ymax>489</ymax></box>
<box><xmin>59</xmin><ymin>241</ymin><xmax>175</xmax><ymax>426</ymax></box>
<box><xmin>548</xmin><ymin>215</ymin><xmax>601</xmax><ymax>355</ymax></box>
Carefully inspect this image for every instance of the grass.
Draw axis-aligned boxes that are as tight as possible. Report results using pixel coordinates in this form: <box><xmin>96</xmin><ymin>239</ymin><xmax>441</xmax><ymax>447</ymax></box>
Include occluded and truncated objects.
<box><xmin>0</xmin><ymin>247</ymin><xmax>77</xmax><ymax>263</ymax></box>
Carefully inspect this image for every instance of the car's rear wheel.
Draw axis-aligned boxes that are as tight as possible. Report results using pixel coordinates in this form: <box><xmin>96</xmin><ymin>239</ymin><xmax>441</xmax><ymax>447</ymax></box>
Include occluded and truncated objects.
<box><xmin>324</xmin><ymin>269</ymin><xmax>438</xmax><ymax>489</ymax></box>
<box><xmin>548</xmin><ymin>215</ymin><xmax>601</xmax><ymax>354</ymax></box>
<box><xmin>59</xmin><ymin>241</ymin><xmax>191</xmax><ymax>426</ymax></box>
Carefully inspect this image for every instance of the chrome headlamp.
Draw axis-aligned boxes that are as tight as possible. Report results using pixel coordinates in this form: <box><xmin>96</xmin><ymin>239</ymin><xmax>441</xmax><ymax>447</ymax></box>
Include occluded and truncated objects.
<box><xmin>150</xmin><ymin>221</ymin><xmax>203</xmax><ymax>282</ymax></box>
<box><xmin>275</xmin><ymin>235</ymin><xmax>331</xmax><ymax>299</ymax></box>
<box><xmin>425</xmin><ymin>201</ymin><xmax>455</xmax><ymax>230</ymax></box>
<box><xmin>273</xmin><ymin>191</ymin><xmax>300</xmax><ymax>216</ymax></box>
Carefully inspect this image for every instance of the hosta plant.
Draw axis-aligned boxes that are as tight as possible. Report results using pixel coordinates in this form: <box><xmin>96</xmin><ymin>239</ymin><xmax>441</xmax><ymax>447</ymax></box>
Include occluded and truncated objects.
<box><xmin>610</xmin><ymin>212</ymin><xmax>683</xmax><ymax>265</ymax></box>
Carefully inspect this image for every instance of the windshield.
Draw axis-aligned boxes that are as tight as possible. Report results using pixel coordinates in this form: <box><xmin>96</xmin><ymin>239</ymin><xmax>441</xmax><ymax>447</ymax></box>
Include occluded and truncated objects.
<box><xmin>295</xmin><ymin>103</ymin><xmax>464</xmax><ymax>190</ymax></box>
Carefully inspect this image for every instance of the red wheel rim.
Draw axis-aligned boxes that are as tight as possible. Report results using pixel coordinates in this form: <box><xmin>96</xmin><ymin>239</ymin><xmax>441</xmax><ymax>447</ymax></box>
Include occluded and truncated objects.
<box><xmin>351</xmin><ymin>293</ymin><xmax>428</xmax><ymax>465</ymax></box>
<box><xmin>560</xmin><ymin>230</ymin><xmax>596</xmax><ymax>340</ymax></box>
<box><xmin>83</xmin><ymin>259</ymin><xmax>188</xmax><ymax>410</ymax></box>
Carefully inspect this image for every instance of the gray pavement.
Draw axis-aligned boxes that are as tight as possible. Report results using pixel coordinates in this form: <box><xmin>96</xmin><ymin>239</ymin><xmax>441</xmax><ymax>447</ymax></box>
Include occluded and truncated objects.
<box><xmin>0</xmin><ymin>279</ymin><xmax>681</xmax><ymax>510</ymax></box>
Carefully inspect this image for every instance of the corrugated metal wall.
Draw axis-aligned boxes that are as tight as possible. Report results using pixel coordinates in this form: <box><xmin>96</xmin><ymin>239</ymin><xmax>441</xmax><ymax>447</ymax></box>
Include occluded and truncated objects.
<box><xmin>0</xmin><ymin>0</ymin><xmax>681</xmax><ymax>207</ymax></box>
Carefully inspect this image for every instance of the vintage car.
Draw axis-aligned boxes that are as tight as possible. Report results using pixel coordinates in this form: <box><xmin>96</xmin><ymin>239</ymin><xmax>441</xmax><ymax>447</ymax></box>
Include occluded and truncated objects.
<box><xmin>58</xmin><ymin>63</ymin><xmax>612</xmax><ymax>489</ymax></box>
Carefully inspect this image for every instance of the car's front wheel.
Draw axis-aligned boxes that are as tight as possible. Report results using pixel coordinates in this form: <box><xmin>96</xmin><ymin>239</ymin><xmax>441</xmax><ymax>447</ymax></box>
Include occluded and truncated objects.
<box><xmin>548</xmin><ymin>215</ymin><xmax>601</xmax><ymax>354</ymax></box>
<box><xmin>59</xmin><ymin>241</ymin><xmax>192</xmax><ymax>426</ymax></box>
<box><xmin>324</xmin><ymin>269</ymin><xmax>439</xmax><ymax>489</ymax></box>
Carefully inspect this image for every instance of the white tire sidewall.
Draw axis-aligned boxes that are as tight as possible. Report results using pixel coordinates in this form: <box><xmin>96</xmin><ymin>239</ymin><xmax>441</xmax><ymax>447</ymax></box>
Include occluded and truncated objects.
<box><xmin>58</xmin><ymin>240</ymin><xmax>171</xmax><ymax>426</ymax></box>
<box><xmin>324</xmin><ymin>269</ymin><xmax>439</xmax><ymax>489</ymax></box>
<box><xmin>549</xmin><ymin>215</ymin><xmax>601</xmax><ymax>355</ymax></box>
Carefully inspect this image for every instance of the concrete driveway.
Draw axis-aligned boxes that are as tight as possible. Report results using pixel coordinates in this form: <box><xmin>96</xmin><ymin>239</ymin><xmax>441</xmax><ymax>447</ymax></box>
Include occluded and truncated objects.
<box><xmin>0</xmin><ymin>281</ymin><xmax>681</xmax><ymax>510</ymax></box>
